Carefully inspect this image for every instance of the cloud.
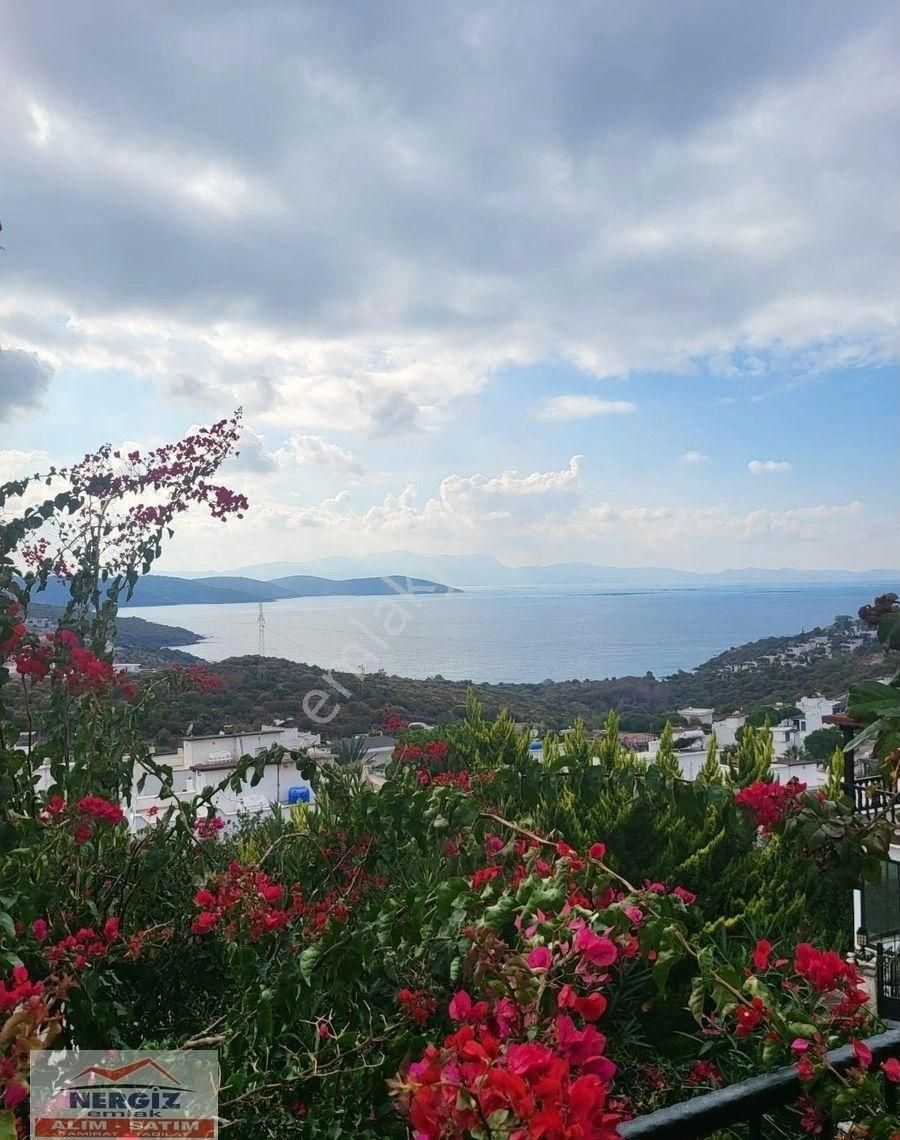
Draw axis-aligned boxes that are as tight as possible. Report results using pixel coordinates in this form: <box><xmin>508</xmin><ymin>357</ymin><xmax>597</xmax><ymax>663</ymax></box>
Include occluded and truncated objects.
<box><xmin>227</xmin><ymin>427</ymin><xmax>279</xmax><ymax>474</ymax></box>
<box><xmin>0</xmin><ymin>346</ymin><xmax>54</xmax><ymax>420</ymax></box>
<box><xmin>0</xmin><ymin>1</ymin><xmax>897</xmax><ymax>431</ymax></box>
<box><xmin>165</xmin><ymin>465</ymin><xmax>885</xmax><ymax>570</ymax></box>
<box><xmin>536</xmin><ymin>396</ymin><xmax>637</xmax><ymax>421</ymax></box>
<box><xmin>681</xmin><ymin>450</ymin><xmax>710</xmax><ymax>464</ymax></box>
<box><xmin>748</xmin><ymin>459</ymin><xmax>793</xmax><ymax>475</ymax></box>
<box><xmin>0</xmin><ymin>447</ymin><xmax>50</xmax><ymax>482</ymax></box>
<box><xmin>276</xmin><ymin>433</ymin><xmax>367</xmax><ymax>477</ymax></box>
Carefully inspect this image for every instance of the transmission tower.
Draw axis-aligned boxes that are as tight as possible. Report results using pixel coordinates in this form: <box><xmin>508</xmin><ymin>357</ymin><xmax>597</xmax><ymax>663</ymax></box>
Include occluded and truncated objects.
<box><xmin>257</xmin><ymin>602</ymin><xmax>266</xmax><ymax>679</ymax></box>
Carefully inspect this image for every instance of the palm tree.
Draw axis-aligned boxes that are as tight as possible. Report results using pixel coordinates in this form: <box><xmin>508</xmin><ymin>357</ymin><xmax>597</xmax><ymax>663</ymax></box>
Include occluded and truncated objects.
<box><xmin>331</xmin><ymin>734</ymin><xmax>369</xmax><ymax>767</ymax></box>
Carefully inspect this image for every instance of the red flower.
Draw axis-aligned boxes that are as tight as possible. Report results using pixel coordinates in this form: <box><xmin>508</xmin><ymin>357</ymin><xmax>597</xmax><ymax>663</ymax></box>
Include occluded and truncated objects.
<box><xmin>191</xmin><ymin>911</ymin><xmax>219</xmax><ymax>935</ymax></box>
<box><xmin>526</xmin><ymin>946</ymin><xmax>553</xmax><ymax>971</ymax></box>
<box><xmin>734</xmin><ymin>779</ymin><xmax>806</xmax><ymax>831</ymax></box>
<box><xmin>672</xmin><ymin>886</ymin><xmax>697</xmax><ymax>906</ymax></box>
<box><xmin>41</xmin><ymin>795</ymin><xmax>66</xmax><ymax>819</ymax></box>
<box><xmin>752</xmin><ymin>939</ymin><xmax>773</xmax><ymax>971</ymax></box>
<box><xmin>469</xmin><ymin>865</ymin><xmax>502</xmax><ymax>891</ymax></box>
<box><xmin>397</xmin><ymin>988</ymin><xmax>437</xmax><ymax>1027</ymax></box>
<box><xmin>734</xmin><ymin>997</ymin><xmax>767</xmax><ymax>1037</ymax></box>
<box><xmin>882</xmin><ymin>1057</ymin><xmax>900</xmax><ymax>1083</ymax></box>
<box><xmin>588</xmin><ymin>842</ymin><xmax>607</xmax><ymax>861</ymax></box>
<box><xmin>796</xmin><ymin>1056</ymin><xmax>815</xmax><ymax>1082</ymax></box>
<box><xmin>194</xmin><ymin>815</ymin><xmax>226</xmax><ymax>839</ymax></box>
<box><xmin>793</xmin><ymin>943</ymin><xmax>859</xmax><ymax>993</ymax></box>
<box><xmin>574</xmin><ymin>927</ymin><xmax>618</xmax><ymax>968</ymax></box>
<box><xmin>686</xmin><ymin>1060</ymin><xmax>723</xmax><ymax>1087</ymax></box>
<box><xmin>448</xmin><ymin>990</ymin><xmax>488</xmax><ymax>1024</ymax></box>
<box><xmin>558</xmin><ymin>985</ymin><xmax>608</xmax><ymax>1022</ymax></box>
<box><xmin>852</xmin><ymin>1039</ymin><xmax>873</xmax><ymax>1070</ymax></box>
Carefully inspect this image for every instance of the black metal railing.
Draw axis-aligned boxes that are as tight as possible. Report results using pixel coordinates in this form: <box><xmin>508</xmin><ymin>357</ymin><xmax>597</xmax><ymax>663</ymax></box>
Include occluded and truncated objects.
<box><xmin>618</xmin><ymin>1028</ymin><xmax>900</xmax><ymax>1140</ymax></box>
<box><xmin>851</xmin><ymin>774</ymin><xmax>900</xmax><ymax>824</ymax></box>
<box><xmin>877</xmin><ymin>938</ymin><xmax>900</xmax><ymax>1021</ymax></box>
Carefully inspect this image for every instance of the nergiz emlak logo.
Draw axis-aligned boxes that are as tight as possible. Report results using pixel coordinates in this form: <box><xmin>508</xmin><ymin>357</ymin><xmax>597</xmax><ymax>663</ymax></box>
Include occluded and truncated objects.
<box><xmin>64</xmin><ymin>1058</ymin><xmax>188</xmax><ymax>1115</ymax></box>
<box><xmin>31</xmin><ymin>1049</ymin><xmax>219</xmax><ymax>1137</ymax></box>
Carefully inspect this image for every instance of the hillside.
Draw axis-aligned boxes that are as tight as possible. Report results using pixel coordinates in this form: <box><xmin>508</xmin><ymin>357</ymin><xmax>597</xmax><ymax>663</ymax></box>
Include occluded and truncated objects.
<box><xmin>26</xmin><ymin>604</ymin><xmax>204</xmax><ymax>668</ymax></box>
<box><xmin>205</xmin><ymin>551</ymin><xmax>900</xmax><ymax>588</ymax></box>
<box><xmin>29</xmin><ymin>573</ymin><xmax>460</xmax><ymax>608</ymax></box>
<box><xmin>135</xmin><ymin>618</ymin><xmax>889</xmax><ymax>747</ymax></box>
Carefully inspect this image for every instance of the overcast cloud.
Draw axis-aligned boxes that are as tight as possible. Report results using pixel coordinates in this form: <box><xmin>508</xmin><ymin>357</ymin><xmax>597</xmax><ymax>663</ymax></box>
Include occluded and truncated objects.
<box><xmin>2</xmin><ymin>2</ymin><xmax>898</xmax><ymax>568</ymax></box>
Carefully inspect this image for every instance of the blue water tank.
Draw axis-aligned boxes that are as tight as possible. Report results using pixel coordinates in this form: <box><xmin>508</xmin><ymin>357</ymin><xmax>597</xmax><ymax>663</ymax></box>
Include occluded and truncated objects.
<box><xmin>287</xmin><ymin>786</ymin><xmax>311</xmax><ymax>804</ymax></box>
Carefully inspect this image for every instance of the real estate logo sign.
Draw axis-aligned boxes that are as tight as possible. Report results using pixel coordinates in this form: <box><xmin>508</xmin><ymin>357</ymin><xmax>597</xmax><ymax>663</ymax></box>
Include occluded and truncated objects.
<box><xmin>30</xmin><ymin>1050</ymin><xmax>218</xmax><ymax>1137</ymax></box>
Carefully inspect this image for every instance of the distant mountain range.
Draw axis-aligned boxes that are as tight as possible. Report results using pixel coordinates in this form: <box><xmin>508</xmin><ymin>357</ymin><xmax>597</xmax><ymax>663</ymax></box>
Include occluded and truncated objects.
<box><xmin>167</xmin><ymin>551</ymin><xmax>899</xmax><ymax>591</ymax></box>
<box><xmin>33</xmin><ymin>573</ymin><xmax>460</xmax><ymax>608</ymax></box>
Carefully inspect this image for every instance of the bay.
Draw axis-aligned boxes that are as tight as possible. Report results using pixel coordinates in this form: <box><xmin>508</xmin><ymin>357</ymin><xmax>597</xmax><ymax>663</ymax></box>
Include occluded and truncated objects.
<box><xmin>125</xmin><ymin>582</ymin><xmax>896</xmax><ymax>684</ymax></box>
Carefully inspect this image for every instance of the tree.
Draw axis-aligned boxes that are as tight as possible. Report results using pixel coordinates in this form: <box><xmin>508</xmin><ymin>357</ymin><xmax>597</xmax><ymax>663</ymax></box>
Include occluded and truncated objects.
<box><xmin>858</xmin><ymin>592</ymin><xmax>899</xmax><ymax>629</ymax></box>
<box><xmin>804</xmin><ymin>726</ymin><xmax>844</xmax><ymax>761</ymax></box>
<box><xmin>746</xmin><ymin>705</ymin><xmax>800</xmax><ymax>728</ymax></box>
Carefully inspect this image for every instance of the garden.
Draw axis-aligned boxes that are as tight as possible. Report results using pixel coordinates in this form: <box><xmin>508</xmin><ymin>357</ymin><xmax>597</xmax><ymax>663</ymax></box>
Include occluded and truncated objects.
<box><xmin>2</xmin><ymin>417</ymin><xmax>899</xmax><ymax>1139</ymax></box>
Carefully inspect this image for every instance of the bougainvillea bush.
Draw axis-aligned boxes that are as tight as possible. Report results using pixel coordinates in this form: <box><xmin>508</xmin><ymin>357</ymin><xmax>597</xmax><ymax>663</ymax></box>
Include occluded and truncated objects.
<box><xmin>1</xmin><ymin>421</ymin><xmax>898</xmax><ymax>1139</ymax></box>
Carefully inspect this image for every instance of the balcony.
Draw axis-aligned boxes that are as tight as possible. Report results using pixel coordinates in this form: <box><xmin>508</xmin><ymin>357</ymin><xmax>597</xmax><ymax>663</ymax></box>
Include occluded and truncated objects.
<box><xmin>618</xmin><ymin>1028</ymin><xmax>900</xmax><ymax>1139</ymax></box>
<box><xmin>851</xmin><ymin>772</ymin><xmax>900</xmax><ymax>825</ymax></box>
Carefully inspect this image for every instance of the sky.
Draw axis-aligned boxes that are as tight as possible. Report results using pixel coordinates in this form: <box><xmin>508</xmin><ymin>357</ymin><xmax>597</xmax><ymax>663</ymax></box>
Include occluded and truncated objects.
<box><xmin>1</xmin><ymin>0</ymin><xmax>898</xmax><ymax>573</ymax></box>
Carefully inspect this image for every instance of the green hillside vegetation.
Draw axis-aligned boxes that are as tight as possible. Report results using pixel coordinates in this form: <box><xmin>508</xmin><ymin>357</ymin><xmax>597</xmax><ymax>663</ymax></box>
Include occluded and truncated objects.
<box><xmin>32</xmin><ymin>573</ymin><xmax>459</xmax><ymax>608</ymax></box>
<box><xmin>134</xmin><ymin>621</ymin><xmax>888</xmax><ymax>747</ymax></box>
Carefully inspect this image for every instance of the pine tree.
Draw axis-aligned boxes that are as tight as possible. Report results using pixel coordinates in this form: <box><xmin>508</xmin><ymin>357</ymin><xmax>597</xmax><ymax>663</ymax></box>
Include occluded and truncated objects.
<box><xmin>656</xmin><ymin>721</ymin><xmax>682</xmax><ymax>779</ymax></box>
<box><xmin>697</xmin><ymin>731</ymin><xmax>723</xmax><ymax>785</ymax></box>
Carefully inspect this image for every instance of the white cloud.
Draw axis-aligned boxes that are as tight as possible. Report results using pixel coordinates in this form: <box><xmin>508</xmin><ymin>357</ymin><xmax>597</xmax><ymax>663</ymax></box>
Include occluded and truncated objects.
<box><xmin>535</xmin><ymin>396</ymin><xmax>637</xmax><ymax>421</ymax></box>
<box><xmin>0</xmin><ymin>448</ymin><xmax>50</xmax><ymax>482</ymax></box>
<box><xmin>1</xmin><ymin>2</ymin><xmax>897</xmax><ymax>429</ymax></box>
<box><xmin>748</xmin><ymin>459</ymin><xmax>793</xmax><ymax>475</ymax></box>
<box><xmin>276</xmin><ymin>434</ymin><xmax>367</xmax><ymax>477</ymax></box>
<box><xmin>226</xmin><ymin>428</ymin><xmax>278</xmax><ymax>474</ymax></box>
<box><xmin>162</xmin><ymin>469</ymin><xmax>885</xmax><ymax>570</ymax></box>
<box><xmin>681</xmin><ymin>450</ymin><xmax>710</xmax><ymax>464</ymax></box>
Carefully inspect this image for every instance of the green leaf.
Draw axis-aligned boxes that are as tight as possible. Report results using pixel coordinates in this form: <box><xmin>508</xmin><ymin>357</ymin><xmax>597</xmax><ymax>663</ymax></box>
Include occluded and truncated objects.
<box><xmin>298</xmin><ymin>945</ymin><xmax>320</xmax><ymax>985</ymax></box>
<box><xmin>436</xmin><ymin>877</ymin><xmax>469</xmax><ymax>920</ymax></box>
<box><xmin>482</xmin><ymin>894</ymin><xmax>517</xmax><ymax>932</ymax></box>
<box><xmin>688</xmin><ymin>976</ymin><xmax>706</xmax><ymax>1024</ymax></box>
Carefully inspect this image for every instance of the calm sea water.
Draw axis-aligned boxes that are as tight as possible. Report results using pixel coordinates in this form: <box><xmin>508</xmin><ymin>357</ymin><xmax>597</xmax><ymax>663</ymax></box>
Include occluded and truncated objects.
<box><xmin>125</xmin><ymin>583</ymin><xmax>894</xmax><ymax>684</ymax></box>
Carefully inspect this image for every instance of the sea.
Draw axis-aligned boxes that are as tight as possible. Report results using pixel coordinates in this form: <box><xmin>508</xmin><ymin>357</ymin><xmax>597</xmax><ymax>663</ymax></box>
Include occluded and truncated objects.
<box><xmin>125</xmin><ymin>582</ymin><xmax>895</xmax><ymax>685</ymax></box>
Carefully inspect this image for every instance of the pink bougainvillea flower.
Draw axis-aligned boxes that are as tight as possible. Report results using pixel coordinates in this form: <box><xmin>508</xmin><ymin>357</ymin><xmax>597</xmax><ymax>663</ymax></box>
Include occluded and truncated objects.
<box><xmin>526</xmin><ymin>946</ymin><xmax>553</xmax><ymax>971</ymax></box>
<box><xmin>448</xmin><ymin>990</ymin><xmax>488</xmax><ymax>1025</ymax></box>
<box><xmin>574</xmin><ymin>927</ymin><xmax>618</xmax><ymax>968</ymax></box>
